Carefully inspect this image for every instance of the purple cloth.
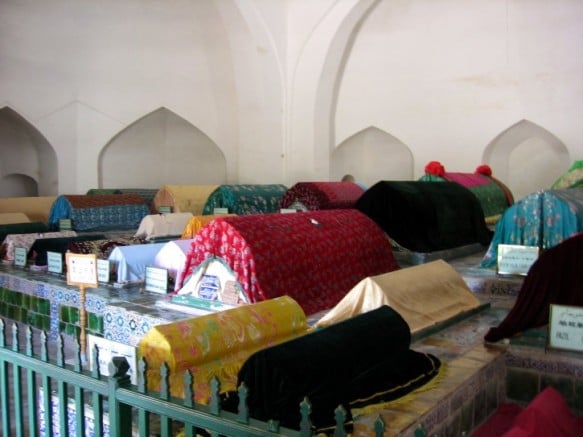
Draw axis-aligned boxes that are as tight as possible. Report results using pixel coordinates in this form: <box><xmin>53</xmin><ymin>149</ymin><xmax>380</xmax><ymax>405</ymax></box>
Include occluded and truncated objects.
<box><xmin>485</xmin><ymin>232</ymin><xmax>583</xmax><ymax>342</ymax></box>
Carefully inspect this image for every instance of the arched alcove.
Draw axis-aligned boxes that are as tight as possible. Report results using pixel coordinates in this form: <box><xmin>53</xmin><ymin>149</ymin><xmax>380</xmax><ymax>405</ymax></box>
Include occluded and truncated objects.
<box><xmin>99</xmin><ymin>107</ymin><xmax>227</xmax><ymax>188</ymax></box>
<box><xmin>483</xmin><ymin>120</ymin><xmax>570</xmax><ymax>201</ymax></box>
<box><xmin>331</xmin><ymin>126</ymin><xmax>413</xmax><ymax>187</ymax></box>
<box><xmin>0</xmin><ymin>174</ymin><xmax>38</xmax><ymax>197</ymax></box>
<box><xmin>0</xmin><ymin>107</ymin><xmax>58</xmax><ymax>196</ymax></box>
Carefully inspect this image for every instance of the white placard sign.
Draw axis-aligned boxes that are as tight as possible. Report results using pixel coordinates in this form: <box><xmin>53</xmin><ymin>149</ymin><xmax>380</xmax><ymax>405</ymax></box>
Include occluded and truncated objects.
<box><xmin>66</xmin><ymin>253</ymin><xmax>98</xmax><ymax>287</ymax></box>
<box><xmin>97</xmin><ymin>259</ymin><xmax>110</xmax><ymax>283</ymax></box>
<box><xmin>87</xmin><ymin>335</ymin><xmax>138</xmax><ymax>384</ymax></box>
<box><xmin>214</xmin><ymin>207</ymin><xmax>229</xmax><ymax>214</ymax></box>
<box><xmin>47</xmin><ymin>251</ymin><xmax>63</xmax><ymax>274</ymax></box>
<box><xmin>280</xmin><ymin>208</ymin><xmax>297</xmax><ymax>214</ymax></box>
<box><xmin>14</xmin><ymin>247</ymin><xmax>27</xmax><ymax>267</ymax></box>
<box><xmin>145</xmin><ymin>266</ymin><xmax>168</xmax><ymax>294</ymax></box>
<box><xmin>497</xmin><ymin>244</ymin><xmax>539</xmax><ymax>275</ymax></box>
<box><xmin>549</xmin><ymin>304</ymin><xmax>583</xmax><ymax>352</ymax></box>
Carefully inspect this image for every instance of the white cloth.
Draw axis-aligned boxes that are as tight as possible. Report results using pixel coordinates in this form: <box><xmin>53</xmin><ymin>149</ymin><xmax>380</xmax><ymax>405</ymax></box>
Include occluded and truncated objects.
<box><xmin>134</xmin><ymin>212</ymin><xmax>193</xmax><ymax>240</ymax></box>
<box><xmin>153</xmin><ymin>238</ymin><xmax>195</xmax><ymax>290</ymax></box>
<box><xmin>108</xmin><ymin>242</ymin><xmax>166</xmax><ymax>282</ymax></box>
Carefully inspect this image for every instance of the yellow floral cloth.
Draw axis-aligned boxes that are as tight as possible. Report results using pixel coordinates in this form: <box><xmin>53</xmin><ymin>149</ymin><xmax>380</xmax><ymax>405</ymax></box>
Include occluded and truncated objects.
<box><xmin>180</xmin><ymin>214</ymin><xmax>236</xmax><ymax>239</ymax></box>
<box><xmin>138</xmin><ymin>296</ymin><xmax>308</xmax><ymax>403</ymax></box>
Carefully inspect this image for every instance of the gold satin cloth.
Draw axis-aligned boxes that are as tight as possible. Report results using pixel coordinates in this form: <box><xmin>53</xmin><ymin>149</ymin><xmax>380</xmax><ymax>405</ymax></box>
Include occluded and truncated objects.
<box><xmin>314</xmin><ymin>259</ymin><xmax>480</xmax><ymax>334</ymax></box>
<box><xmin>151</xmin><ymin>185</ymin><xmax>219</xmax><ymax>215</ymax></box>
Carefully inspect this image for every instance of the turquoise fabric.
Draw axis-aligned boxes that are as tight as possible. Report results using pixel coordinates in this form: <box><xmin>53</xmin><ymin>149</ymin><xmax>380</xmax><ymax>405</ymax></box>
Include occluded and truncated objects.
<box><xmin>202</xmin><ymin>184</ymin><xmax>287</xmax><ymax>215</ymax></box>
<box><xmin>481</xmin><ymin>189</ymin><xmax>583</xmax><ymax>268</ymax></box>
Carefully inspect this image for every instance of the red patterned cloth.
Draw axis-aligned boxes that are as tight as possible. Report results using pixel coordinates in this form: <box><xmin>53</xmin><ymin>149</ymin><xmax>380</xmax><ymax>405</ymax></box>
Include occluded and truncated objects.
<box><xmin>179</xmin><ymin>209</ymin><xmax>400</xmax><ymax>315</ymax></box>
<box><xmin>279</xmin><ymin>181</ymin><xmax>364</xmax><ymax>211</ymax></box>
<box><xmin>65</xmin><ymin>194</ymin><xmax>146</xmax><ymax>208</ymax></box>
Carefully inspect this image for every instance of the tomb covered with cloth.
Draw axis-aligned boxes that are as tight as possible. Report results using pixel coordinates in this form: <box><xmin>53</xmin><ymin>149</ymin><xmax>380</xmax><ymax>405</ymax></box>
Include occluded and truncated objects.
<box><xmin>180</xmin><ymin>213</ymin><xmax>236</xmax><ymax>239</ymax></box>
<box><xmin>419</xmin><ymin>161</ymin><xmax>514</xmax><ymax>224</ymax></box>
<box><xmin>484</xmin><ymin>232</ymin><xmax>583</xmax><ymax>343</ymax></box>
<box><xmin>222</xmin><ymin>305</ymin><xmax>441</xmax><ymax>433</ymax></box>
<box><xmin>134</xmin><ymin>212</ymin><xmax>193</xmax><ymax>241</ymax></box>
<box><xmin>480</xmin><ymin>188</ymin><xmax>583</xmax><ymax>268</ymax></box>
<box><xmin>151</xmin><ymin>185</ymin><xmax>219</xmax><ymax>215</ymax></box>
<box><xmin>178</xmin><ymin>209</ymin><xmax>400</xmax><ymax>315</ymax></box>
<box><xmin>356</xmin><ymin>180</ymin><xmax>492</xmax><ymax>260</ymax></box>
<box><xmin>107</xmin><ymin>242</ymin><xmax>166</xmax><ymax>283</ymax></box>
<box><xmin>314</xmin><ymin>259</ymin><xmax>482</xmax><ymax>334</ymax></box>
<box><xmin>551</xmin><ymin>160</ymin><xmax>583</xmax><ymax>189</ymax></box>
<box><xmin>138</xmin><ymin>296</ymin><xmax>307</xmax><ymax>403</ymax></box>
<box><xmin>278</xmin><ymin>181</ymin><xmax>365</xmax><ymax>211</ymax></box>
<box><xmin>48</xmin><ymin>194</ymin><xmax>149</xmax><ymax>231</ymax></box>
<box><xmin>202</xmin><ymin>184</ymin><xmax>288</xmax><ymax>215</ymax></box>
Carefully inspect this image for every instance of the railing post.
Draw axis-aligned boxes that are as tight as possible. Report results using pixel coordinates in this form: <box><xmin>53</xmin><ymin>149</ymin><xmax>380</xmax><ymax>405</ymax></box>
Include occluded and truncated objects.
<box><xmin>108</xmin><ymin>356</ymin><xmax>133</xmax><ymax>436</ymax></box>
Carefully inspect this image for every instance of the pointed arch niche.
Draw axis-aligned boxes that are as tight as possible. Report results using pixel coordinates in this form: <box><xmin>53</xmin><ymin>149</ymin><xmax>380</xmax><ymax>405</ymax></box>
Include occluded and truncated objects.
<box><xmin>331</xmin><ymin>126</ymin><xmax>413</xmax><ymax>187</ymax></box>
<box><xmin>99</xmin><ymin>108</ymin><xmax>227</xmax><ymax>188</ymax></box>
<box><xmin>0</xmin><ymin>107</ymin><xmax>58</xmax><ymax>196</ymax></box>
<box><xmin>483</xmin><ymin>120</ymin><xmax>570</xmax><ymax>201</ymax></box>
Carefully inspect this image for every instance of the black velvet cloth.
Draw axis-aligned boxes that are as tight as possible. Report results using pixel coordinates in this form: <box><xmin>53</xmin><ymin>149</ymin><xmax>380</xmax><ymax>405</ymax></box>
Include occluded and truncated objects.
<box><xmin>28</xmin><ymin>234</ymin><xmax>106</xmax><ymax>266</ymax></box>
<box><xmin>356</xmin><ymin>181</ymin><xmax>493</xmax><ymax>252</ymax></box>
<box><xmin>485</xmin><ymin>232</ymin><xmax>583</xmax><ymax>343</ymax></box>
<box><xmin>222</xmin><ymin>306</ymin><xmax>441</xmax><ymax>432</ymax></box>
<box><xmin>0</xmin><ymin>222</ymin><xmax>50</xmax><ymax>244</ymax></box>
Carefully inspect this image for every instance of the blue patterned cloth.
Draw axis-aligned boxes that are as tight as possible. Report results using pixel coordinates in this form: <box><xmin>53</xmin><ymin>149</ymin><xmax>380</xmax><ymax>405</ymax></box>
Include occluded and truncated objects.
<box><xmin>49</xmin><ymin>195</ymin><xmax>150</xmax><ymax>231</ymax></box>
<box><xmin>481</xmin><ymin>189</ymin><xmax>583</xmax><ymax>268</ymax></box>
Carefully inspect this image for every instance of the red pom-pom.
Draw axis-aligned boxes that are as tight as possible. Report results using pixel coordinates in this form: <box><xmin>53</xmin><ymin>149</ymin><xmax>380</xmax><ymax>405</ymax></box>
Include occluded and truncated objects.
<box><xmin>475</xmin><ymin>164</ymin><xmax>492</xmax><ymax>176</ymax></box>
<box><xmin>425</xmin><ymin>161</ymin><xmax>445</xmax><ymax>177</ymax></box>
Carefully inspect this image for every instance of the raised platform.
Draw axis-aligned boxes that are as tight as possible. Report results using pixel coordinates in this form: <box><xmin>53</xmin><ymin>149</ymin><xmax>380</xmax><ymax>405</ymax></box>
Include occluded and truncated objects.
<box><xmin>3</xmin><ymin>249</ymin><xmax>583</xmax><ymax>435</ymax></box>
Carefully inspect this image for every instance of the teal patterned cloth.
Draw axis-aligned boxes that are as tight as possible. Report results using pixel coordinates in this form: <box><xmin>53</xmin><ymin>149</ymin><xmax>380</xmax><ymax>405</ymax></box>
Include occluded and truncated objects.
<box><xmin>481</xmin><ymin>189</ymin><xmax>583</xmax><ymax>268</ymax></box>
<box><xmin>202</xmin><ymin>184</ymin><xmax>288</xmax><ymax>215</ymax></box>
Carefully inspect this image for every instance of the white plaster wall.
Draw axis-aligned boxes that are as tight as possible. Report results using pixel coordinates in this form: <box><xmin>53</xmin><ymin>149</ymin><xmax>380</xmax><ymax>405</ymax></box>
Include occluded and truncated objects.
<box><xmin>337</xmin><ymin>0</ymin><xmax>583</xmax><ymax>195</ymax></box>
<box><xmin>0</xmin><ymin>0</ymin><xmax>582</xmax><ymax>197</ymax></box>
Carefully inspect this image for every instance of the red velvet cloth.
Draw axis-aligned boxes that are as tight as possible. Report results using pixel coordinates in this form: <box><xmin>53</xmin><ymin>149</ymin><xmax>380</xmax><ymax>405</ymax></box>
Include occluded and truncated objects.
<box><xmin>65</xmin><ymin>194</ymin><xmax>146</xmax><ymax>208</ymax></box>
<box><xmin>472</xmin><ymin>387</ymin><xmax>583</xmax><ymax>437</ymax></box>
<box><xmin>279</xmin><ymin>181</ymin><xmax>364</xmax><ymax>210</ymax></box>
<box><xmin>179</xmin><ymin>209</ymin><xmax>400</xmax><ymax>315</ymax></box>
<box><xmin>485</xmin><ymin>232</ymin><xmax>583</xmax><ymax>342</ymax></box>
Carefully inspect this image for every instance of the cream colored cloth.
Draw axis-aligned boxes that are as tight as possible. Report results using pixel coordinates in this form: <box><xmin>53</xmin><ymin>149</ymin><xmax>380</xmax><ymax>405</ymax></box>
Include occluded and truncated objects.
<box><xmin>151</xmin><ymin>185</ymin><xmax>219</xmax><ymax>215</ymax></box>
<box><xmin>314</xmin><ymin>259</ymin><xmax>480</xmax><ymax>334</ymax></box>
<box><xmin>0</xmin><ymin>196</ymin><xmax>56</xmax><ymax>222</ymax></box>
<box><xmin>134</xmin><ymin>212</ymin><xmax>193</xmax><ymax>240</ymax></box>
<box><xmin>0</xmin><ymin>213</ymin><xmax>30</xmax><ymax>224</ymax></box>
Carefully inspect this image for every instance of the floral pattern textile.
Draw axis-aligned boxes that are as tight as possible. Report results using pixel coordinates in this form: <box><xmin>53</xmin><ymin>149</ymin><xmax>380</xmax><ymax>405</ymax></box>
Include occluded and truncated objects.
<box><xmin>138</xmin><ymin>295</ymin><xmax>307</xmax><ymax>403</ymax></box>
<box><xmin>180</xmin><ymin>214</ymin><xmax>236</xmax><ymax>239</ymax></box>
<box><xmin>279</xmin><ymin>181</ymin><xmax>365</xmax><ymax>211</ymax></box>
<box><xmin>419</xmin><ymin>172</ymin><xmax>514</xmax><ymax>221</ymax></box>
<box><xmin>179</xmin><ymin>209</ymin><xmax>400</xmax><ymax>315</ymax></box>
<box><xmin>202</xmin><ymin>184</ymin><xmax>288</xmax><ymax>215</ymax></box>
<box><xmin>481</xmin><ymin>189</ymin><xmax>583</xmax><ymax>268</ymax></box>
<box><xmin>48</xmin><ymin>194</ymin><xmax>150</xmax><ymax>231</ymax></box>
<box><xmin>1</xmin><ymin>231</ymin><xmax>77</xmax><ymax>262</ymax></box>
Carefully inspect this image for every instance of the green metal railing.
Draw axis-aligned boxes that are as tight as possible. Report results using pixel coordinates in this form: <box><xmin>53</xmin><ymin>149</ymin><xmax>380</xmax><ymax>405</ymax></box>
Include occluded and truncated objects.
<box><xmin>0</xmin><ymin>319</ymin><xmax>394</xmax><ymax>437</ymax></box>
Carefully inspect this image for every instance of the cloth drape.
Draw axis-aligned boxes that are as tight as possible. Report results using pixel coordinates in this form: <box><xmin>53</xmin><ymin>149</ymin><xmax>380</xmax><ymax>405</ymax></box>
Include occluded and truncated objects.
<box><xmin>356</xmin><ymin>181</ymin><xmax>492</xmax><ymax>252</ymax></box>
<box><xmin>224</xmin><ymin>305</ymin><xmax>440</xmax><ymax>432</ymax></box>
<box><xmin>485</xmin><ymin>232</ymin><xmax>583</xmax><ymax>342</ymax></box>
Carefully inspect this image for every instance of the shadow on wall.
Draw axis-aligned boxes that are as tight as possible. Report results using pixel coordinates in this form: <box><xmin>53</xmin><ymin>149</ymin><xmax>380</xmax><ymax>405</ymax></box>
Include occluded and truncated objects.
<box><xmin>0</xmin><ymin>107</ymin><xmax>58</xmax><ymax>197</ymax></box>
<box><xmin>99</xmin><ymin>107</ymin><xmax>227</xmax><ymax>189</ymax></box>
